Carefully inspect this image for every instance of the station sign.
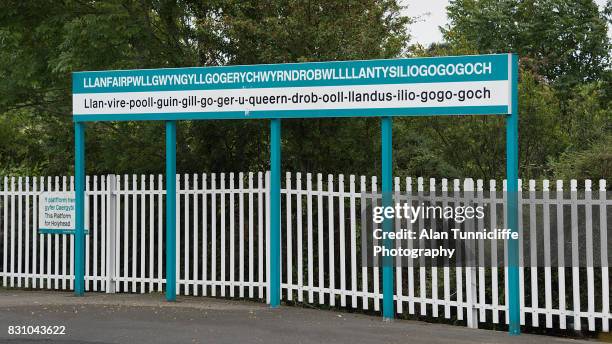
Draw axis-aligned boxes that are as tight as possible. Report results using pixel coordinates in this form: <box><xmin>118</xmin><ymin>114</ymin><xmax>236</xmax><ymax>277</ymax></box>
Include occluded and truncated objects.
<box><xmin>72</xmin><ymin>54</ymin><xmax>512</xmax><ymax>122</ymax></box>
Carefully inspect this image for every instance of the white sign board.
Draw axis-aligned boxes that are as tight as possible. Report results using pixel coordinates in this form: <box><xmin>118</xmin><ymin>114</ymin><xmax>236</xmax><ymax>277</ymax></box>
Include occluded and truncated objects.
<box><xmin>38</xmin><ymin>192</ymin><xmax>88</xmax><ymax>234</ymax></box>
<box><xmin>72</xmin><ymin>54</ymin><xmax>514</xmax><ymax>122</ymax></box>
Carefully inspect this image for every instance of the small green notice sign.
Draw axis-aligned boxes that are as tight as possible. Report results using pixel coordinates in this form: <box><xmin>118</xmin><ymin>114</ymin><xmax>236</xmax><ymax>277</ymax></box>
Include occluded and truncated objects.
<box><xmin>38</xmin><ymin>192</ymin><xmax>88</xmax><ymax>234</ymax></box>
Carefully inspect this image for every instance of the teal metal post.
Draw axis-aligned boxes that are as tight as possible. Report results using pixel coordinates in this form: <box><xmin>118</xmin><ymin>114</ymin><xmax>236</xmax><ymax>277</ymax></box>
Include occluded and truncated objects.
<box><xmin>507</xmin><ymin>54</ymin><xmax>520</xmax><ymax>335</ymax></box>
<box><xmin>166</xmin><ymin>121</ymin><xmax>177</xmax><ymax>301</ymax></box>
<box><xmin>74</xmin><ymin>122</ymin><xmax>86</xmax><ymax>296</ymax></box>
<box><xmin>381</xmin><ymin>116</ymin><xmax>394</xmax><ymax>320</ymax></box>
<box><xmin>270</xmin><ymin>118</ymin><xmax>281</xmax><ymax>307</ymax></box>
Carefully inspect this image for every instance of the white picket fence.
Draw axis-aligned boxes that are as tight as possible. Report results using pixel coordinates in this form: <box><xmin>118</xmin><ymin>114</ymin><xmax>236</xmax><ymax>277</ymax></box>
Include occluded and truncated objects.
<box><xmin>0</xmin><ymin>172</ymin><xmax>609</xmax><ymax>332</ymax></box>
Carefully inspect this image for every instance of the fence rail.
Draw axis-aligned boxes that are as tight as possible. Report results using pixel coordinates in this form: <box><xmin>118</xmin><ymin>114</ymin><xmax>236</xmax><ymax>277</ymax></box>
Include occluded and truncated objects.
<box><xmin>0</xmin><ymin>172</ymin><xmax>609</xmax><ymax>332</ymax></box>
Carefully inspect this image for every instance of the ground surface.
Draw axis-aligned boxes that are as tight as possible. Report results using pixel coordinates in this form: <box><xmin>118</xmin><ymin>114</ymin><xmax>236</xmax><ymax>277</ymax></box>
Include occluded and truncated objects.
<box><xmin>0</xmin><ymin>290</ymin><xmax>597</xmax><ymax>344</ymax></box>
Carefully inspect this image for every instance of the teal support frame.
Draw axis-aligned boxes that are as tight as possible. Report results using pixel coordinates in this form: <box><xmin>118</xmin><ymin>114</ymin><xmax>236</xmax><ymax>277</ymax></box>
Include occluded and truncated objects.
<box><xmin>74</xmin><ymin>122</ymin><xmax>86</xmax><ymax>296</ymax></box>
<box><xmin>381</xmin><ymin>117</ymin><xmax>394</xmax><ymax>320</ymax></box>
<box><xmin>165</xmin><ymin>121</ymin><xmax>177</xmax><ymax>301</ymax></box>
<box><xmin>507</xmin><ymin>54</ymin><xmax>520</xmax><ymax>335</ymax></box>
<box><xmin>71</xmin><ymin>53</ymin><xmax>519</xmax><ymax>335</ymax></box>
<box><xmin>270</xmin><ymin>118</ymin><xmax>281</xmax><ymax>307</ymax></box>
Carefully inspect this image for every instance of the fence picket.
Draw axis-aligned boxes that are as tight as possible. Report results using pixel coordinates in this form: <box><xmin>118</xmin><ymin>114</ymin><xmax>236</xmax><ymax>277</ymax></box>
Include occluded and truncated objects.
<box><xmin>317</xmin><ymin>173</ymin><xmax>324</xmax><ymax>305</ymax></box>
<box><xmin>32</xmin><ymin>177</ymin><xmax>38</xmax><ymax>289</ymax></box>
<box><xmin>394</xmin><ymin>177</ymin><xmax>402</xmax><ymax>314</ymax></box>
<box><xmin>406</xmin><ymin>177</ymin><xmax>415</xmax><ymax>315</ymax></box>
<box><xmin>265</xmin><ymin>171</ymin><xmax>270</xmax><ymax>303</ymax></box>
<box><xmin>157</xmin><ymin>175</ymin><xmax>163</xmax><ymax>292</ymax></box>
<box><xmin>123</xmin><ymin>174</ymin><xmax>130</xmax><ymax>292</ymax></box>
<box><xmin>490</xmin><ymin>180</ymin><xmax>499</xmax><ymax>324</ymax></box>
<box><xmin>339</xmin><ymin>174</ymin><xmax>346</xmax><ymax>307</ymax></box>
<box><xmin>14</xmin><ymin>177</ymin><xmax>21</xmax><ymax>288</ymax></box>
<box><xmin>286</xmin><ymin>172</ymin><xmax>292</xmax><ymax>301</ymax></box>
<box><xmin>599</xmin><ymin>180</ymin><xmax>609</xmax><ymax>332</ymax></box>
<box><xmin>141</xmin><ymin>175</ymin><xmax>146</xmax><ymax>294</ymax></box>
<box><xmin>149</xmin><ymin>175</ymin><xmax>155</xmax><ymax>293</ymax></box>
<box><xmin>556</xmin><ymin>180</ymin><xmax>566</xmax><ymax>329</ymax></box>
<box><xmin>418</xmin><ymin>177</ymin><xmax>426</xmax><ymax>316</ymax></box>
<box><xmin>372</xmin><ymin>176</ymin><xmax>379</xmax><ymax>312</ymax></box>
<box><xmin>46</xmin><ymin>177</ymin><xmax>52</xmax><ymax>289</ymax></box>
<box><xmin>307</xmin><ymin>173</ymin><xmax>314</xmax><ymax>304</ymax></box>
<box><xmin>453</xmin><ymin>179</ymin><xmax>463</xmax><ymax>321</ymax></box>
<box><xmin>131</xmin><ymin>175</ymin><xmax>137</xmax><ymax>293</ymax></box>
<box><xmin>120</xmin><ymin>175</ymin><xmax>126</xmax><ymax>292</ymax></box>
<box><xmin>543</xmin><ymin>180</ymin><xmax>552</xmax><ymax>328</ymax></box>
<box><xmin>239</xmin><ymin>172</ymin><xmax>245</xmax><ymax>298</ymax></box>
<box><xmin>503</xmin><ymin>179</ymin><xmax>508</xmax><ymax>324</ymax></box>
<box><xmin>2</xmin><ymin>177</ymin><xmax>7</xmax><ymax>287</ymax></box>
<box><xmin>175</xmin><ymin>174</ymin><xmax>180</xmax><ymax>294</ymax></box>
<box><xmin>56</xmin><ymin>176</ymin><xmax>61</xmax><ymax>290</ymax></box>
<box><xmin>349</xmin><ymin>175</ymin><xmax>357</xmax><ymax>308</ymax></box>
<box><xmin>465</xmin><ymin>178</ymin><xmax>477</xmax><ymax>328</ymax></box>
<box><xmin>71</xmin><ymin>176</ymin><xmax>76</xmax><ymax>291</ymax></box>
<box><xmin>202</xmin><ymin>173</ymin><xmax>208</xmax><ymax>296</ymax></box>
<box><xmin>25</xmin><ymin>178</ymin><xmax>30</xmax><ymax>289</ymax></box>
<box><xmin>10</xmin><ymin>177</ymin><xmax>15</xmax><ymax>288</ymax></box>
<box><xmin>360</xmin><ymin>176</ymin><xmax>368</xmax><ymax>310</ymax></box>
<box><xmin>518</xmin><ymin>179</ymin><xmax>525</xmax><ymax>326</ymax></box>
<box><xmin>257</xmin><ymin>172</ymin><xmax>263</xmax><ymax>299</ymax></box>
<box><xmin>106</xmin><ymin>176</ymin><xmax>113</xmax><ymax>292</ymax></box>
<box><xmin>93</xmin><ymin>175</ymin><xmax>98</xmax><ymax>291</ymax></box>
<box><xmin>184</xmin><ymin>174</ymin><xmax>190</xmax><ymax>296</ymax></box>
<box><xmin>248</xmin><ymin>172</ymin><xmax>254</xmax><ymax>298</ymax></box>
<box><xmin>585</xmin><ymin>180</ymin><xmax>595</xmax><ymax>331</ymax></box>
<box><xmin>212</xmin><ymin>173</ymin><xmax>217</xmax><ymax>297</ymax></box>
<box><xmin>430</xmin><ymin>178</ymin><xmax>438</xmax><ymax>318</ymax></box>
<box><xmin>17</xmin><ymin>177</ymin><xmax>22</xmax><ymax>288</ymax></box>
<box><xmin>220</xmin><ymin>173</ymin><xmax>226</xmax><ymax>297</ymax></box>
<box><xmin>570</xmin><ymin>180</ymin><xmax>580</xmax><ymax>331</ymax></box>
<box><xmin>229</xmin><ymin>173</ymin><xmax>234</xmax><ymax>297</ymax></box>
<box><xmin>442</xmin><ymin>178</ymin><xmax>449</xmax><ymax>318</ymax></box>
<box><xmin>328</xmin><ymin>174</ymin><xmax>335</xmax><ymax>307</ymax></box>
<box><xmin>296</xmin><ymin>173</ymin><xmax>304</xmax><ymax>302</ymax></box>
<box><xmin>529</xmin><ymin>180</ymin><xmax>538</xmax><ymax>326</ymax></box>
<box><xmin>477</xmin><ymin>179</ymin><xmax>485</xmax><ymax>323</ymax></box>
<box><xmin>40</xmin><ymin>177</ymin><xmax>45</xmax><ymax>289</ymax></box>
<box><xmin>193</xmin><ymin>174</ymin><xmax>199</xmax><ymax>295</ymax></box>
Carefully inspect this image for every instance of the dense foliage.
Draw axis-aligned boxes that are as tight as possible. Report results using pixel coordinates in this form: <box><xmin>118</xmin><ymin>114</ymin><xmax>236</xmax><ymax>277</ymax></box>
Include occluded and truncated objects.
<box><xmin>0</xmin><ymin>0</ymin><xmax>610</xmax><ymax>182</ymax></box>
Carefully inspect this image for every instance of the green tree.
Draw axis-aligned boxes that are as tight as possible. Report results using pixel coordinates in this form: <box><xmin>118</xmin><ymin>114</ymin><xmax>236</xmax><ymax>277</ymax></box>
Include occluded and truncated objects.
<box><xmin>417</xmin><ymin>0</ymin><xmax>612</xmax><ymax>181</ymax></box>
<box><xmin>551</xmin><ymin>135</ymin><xmax>612</xmax><ymax>181</ymax></box>
<box><xmin>0</xmin><ymin>0</ymin><xmax>410</xmax><ymax>176</ymax></box>
<box><xmin>443</xmin><ymin>0</ymin><xmax>610</xmax><ymax>88</ymax></box>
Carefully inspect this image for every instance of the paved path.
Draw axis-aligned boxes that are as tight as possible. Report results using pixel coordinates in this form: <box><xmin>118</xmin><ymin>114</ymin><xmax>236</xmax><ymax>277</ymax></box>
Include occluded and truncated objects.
<box><xmin>0</xmin><ymin>290</ymin><xmax>594</xmax><ymax>344</ymax></box>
